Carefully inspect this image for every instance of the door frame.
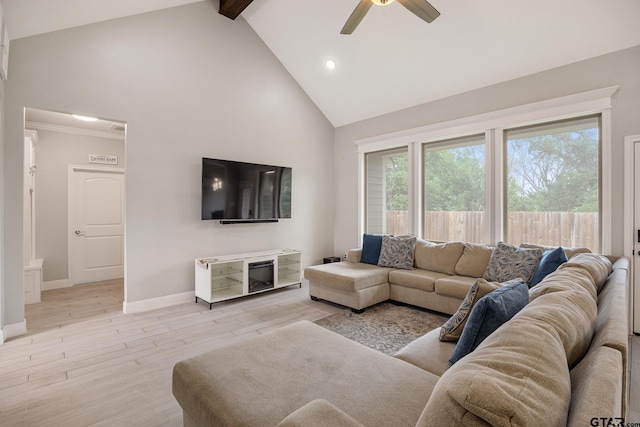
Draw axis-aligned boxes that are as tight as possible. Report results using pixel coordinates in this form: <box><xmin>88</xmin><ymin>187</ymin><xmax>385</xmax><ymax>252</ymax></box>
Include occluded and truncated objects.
<box><xmin>623</xmin><ymin>134</ymin><xmax>640</xmax><ymax>334</ymax></box>
<box><xmin>67</xmin><ymin>165</ymin><xmax>125</xmax><ymax>287</ymax></box>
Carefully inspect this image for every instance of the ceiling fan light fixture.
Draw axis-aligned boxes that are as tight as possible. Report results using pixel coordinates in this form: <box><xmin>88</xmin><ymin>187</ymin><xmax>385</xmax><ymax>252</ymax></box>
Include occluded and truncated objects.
<box><xmin>371</xmin><ymin>0</ymin><xmax>395</xmax><ymax>5</ymax></box>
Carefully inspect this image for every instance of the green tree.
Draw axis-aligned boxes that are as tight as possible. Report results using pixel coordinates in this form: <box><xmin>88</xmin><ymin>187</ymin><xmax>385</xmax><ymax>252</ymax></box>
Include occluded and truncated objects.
<box><xmin>385</xmin><ymin>154</ymin><xmax>408</xmax><ymax>210</ymax></box>
<box><xmin>508</xmin><ymin>129</ymin><xmax>598</xmax><ymax>212</ymax></box>
<box><xmin>423</xmin><ymin>146</ymin><xmax>485</xmax><ymax>211</ymax></box>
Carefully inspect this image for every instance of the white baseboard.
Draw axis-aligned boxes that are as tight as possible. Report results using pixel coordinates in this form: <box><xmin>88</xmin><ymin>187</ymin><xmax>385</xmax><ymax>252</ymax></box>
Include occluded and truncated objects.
<box><xmin>123</xmin><ymin>291</ymin><xmax>195</xmax><ymax>314</ymax></box>
<box><xmin>42</xmin><ymin>279</ymin><xmax>70</xmax><ymax>291</ymax></box>
<box><xmin>1</xmin><ymin>319</ymin><xmax>27</xmax><ymax>343</ymax></box>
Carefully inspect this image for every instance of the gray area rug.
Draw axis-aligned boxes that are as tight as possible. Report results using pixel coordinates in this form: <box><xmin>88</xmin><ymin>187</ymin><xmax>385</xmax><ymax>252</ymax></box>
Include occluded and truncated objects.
<box><xmin>314</xmin><ymin>302</ymin><xmax>449</xmax><ymax>355</ymax></box>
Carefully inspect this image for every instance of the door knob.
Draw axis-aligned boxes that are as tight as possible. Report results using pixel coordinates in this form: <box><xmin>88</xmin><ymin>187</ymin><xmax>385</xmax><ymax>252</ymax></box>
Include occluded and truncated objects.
<box><xmin>75</xmin><ymin>230</ymin><xmax>83</xmax><ymax>236</ymax></box>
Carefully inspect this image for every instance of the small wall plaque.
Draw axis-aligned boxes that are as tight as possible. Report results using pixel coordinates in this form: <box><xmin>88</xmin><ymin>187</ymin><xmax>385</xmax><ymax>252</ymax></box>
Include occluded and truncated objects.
<box><xmin>89</xmin><ymin>154</ymin><xmax>118</xmax><ymax>165</ymax></box>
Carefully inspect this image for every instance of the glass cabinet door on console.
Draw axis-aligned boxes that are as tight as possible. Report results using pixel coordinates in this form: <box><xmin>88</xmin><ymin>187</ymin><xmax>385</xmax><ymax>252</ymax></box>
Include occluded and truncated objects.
<box><xmin>277</xmin><ymin>252</ymin><xmax>301</xmax><ymax>287</ymax></box>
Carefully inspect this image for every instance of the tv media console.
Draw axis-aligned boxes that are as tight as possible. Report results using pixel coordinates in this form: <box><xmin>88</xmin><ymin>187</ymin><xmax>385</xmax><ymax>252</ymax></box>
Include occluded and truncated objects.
<box><xmin>195</xmin><ymin>249</ymin><xmax>302</xmax><ymax>309</ymax></box>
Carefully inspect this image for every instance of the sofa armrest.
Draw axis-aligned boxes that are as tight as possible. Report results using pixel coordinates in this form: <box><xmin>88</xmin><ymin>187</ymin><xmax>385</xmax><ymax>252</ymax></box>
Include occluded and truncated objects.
<box><xmin>347</xmin><ymin>249</ymin><xmax>362</xmax><ymax>263</ymax></box>
<box><xmin>277</xmin><ymin>399</ymin><xmax>365</xmax><ymax>427</ymax></box>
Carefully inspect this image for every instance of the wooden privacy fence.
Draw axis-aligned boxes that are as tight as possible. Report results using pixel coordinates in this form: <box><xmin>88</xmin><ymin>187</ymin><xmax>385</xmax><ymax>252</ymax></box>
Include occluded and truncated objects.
<box><xmin>386</xmin><ymin>210</ymin><xmax>598</xmax><ymax>250</ymax></box>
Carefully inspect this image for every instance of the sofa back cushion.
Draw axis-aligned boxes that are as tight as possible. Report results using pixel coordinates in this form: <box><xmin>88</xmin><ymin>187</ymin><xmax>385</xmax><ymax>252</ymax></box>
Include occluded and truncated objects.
<box><xmin>414</xmin><ymin>239</ymin><xmax>464</xmax><ymax>275</ymax></box>
<box><xmin>454</xmin><ymin>243</ymin><xmax>494</xmax><ymax>278</ymax></box>
<box><xmin>418</xmin><ymin>306</ymin><xmax>572</xmax><ymax>427</ymax></box>
<box><xmin>529</xmin><ymin>266</ymin><xmax>598</xmax><ymax>301</ymax></box>
<box><xmin>526</xmin><ymin>283</ymin><xmax>597</xmax><ymax>368</ymax></box>
<box><xmin>557</xmin><ymin>253</ymin><xmax>612</xmax><ymax>293</ymax></box>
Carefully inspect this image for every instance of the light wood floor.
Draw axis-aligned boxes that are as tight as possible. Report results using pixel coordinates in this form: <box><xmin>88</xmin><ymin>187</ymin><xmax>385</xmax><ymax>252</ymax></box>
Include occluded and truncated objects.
<box><xmin>0</xmin><ymin>281</ymin><xmax>341</xmax><ymax>426</ymax></box>
<box><xmin>1</xmin><ymin>281</ymin><xmax>638</xmax><ymax>425</ymax></box>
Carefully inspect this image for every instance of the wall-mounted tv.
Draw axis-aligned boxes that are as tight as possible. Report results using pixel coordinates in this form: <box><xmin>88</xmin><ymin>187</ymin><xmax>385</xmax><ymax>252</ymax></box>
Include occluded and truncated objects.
<box><xmin>201</xmin><ymin>158</ymin><xmax>292</xmax><ymax>223</ymax></box>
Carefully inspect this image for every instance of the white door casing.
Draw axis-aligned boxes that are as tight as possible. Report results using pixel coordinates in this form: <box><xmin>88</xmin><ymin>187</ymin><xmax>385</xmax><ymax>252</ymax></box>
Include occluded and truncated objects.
<box><xmin>624</xmin><ymin>135</ymin><xmax>640</xmax><ymax>334</ymax></box>
<box><xmin>69</xmin><ymin>166</ymin><xmax>125</xmax><ymax>285</ymax></box>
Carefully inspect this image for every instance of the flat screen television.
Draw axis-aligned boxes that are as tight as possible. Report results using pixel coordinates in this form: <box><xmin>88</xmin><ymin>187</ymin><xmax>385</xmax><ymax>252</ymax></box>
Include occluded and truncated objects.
<box><xmin>201</xmin><ymin>158</ymin><xmax>292</xmax><ymax>222</ymax></box>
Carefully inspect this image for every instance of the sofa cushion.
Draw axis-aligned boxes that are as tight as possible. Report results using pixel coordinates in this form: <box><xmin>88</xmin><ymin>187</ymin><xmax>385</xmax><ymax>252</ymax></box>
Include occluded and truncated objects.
<box><xmin>417</xmin><ymin>304</ymin><xmax>571</xmax><ymax>427</ymax></box>
<box><xmin>439</xmin><ymin>278</ymin><xmax>502</xmax><ymax>342</ymax></box>
<box><xmin>529</xmin><ymin>266</ymin><xmax>597</xmax><ymax>301</ymax></box>
<box><xmin>377</xmin><ymin>235</ymin><xmax>417</xmax><ymax>270</ymax></box>
<box><xmin>304</xmin><ymin>262</ymin><xmax>392</xmax><ymax>292</ymax></box>
<box><xmin>557</xmin><ymin>253</ymin><xmax>613</xmax><ymax>292</ymax></box>
<box><xmin>433</xmin><ymin>275</ymin><xmax>477</xmax><ymax>299</ymax></box>
<box><xmin>394</xmin><ymin>328</ymin><xmax>456</xmax><ymax>377</ymax></box>
<box><xmin>525</xmin><ymin>275</ymin><xmax>597</xmax><ymax>368</ymax></box>
<box><xmin>388</xmin><ymin>269</ymin><xmax>448</xmax><ymax>292</ymax></box>
<box><xmin>360</xmin><ymin>234</ymin><xmax>383</xmax><ymax>265</ymax></box>
<box><xmin>449</xmin><ymin>280</ymin><xmax>529</xmax><ymax>366</ymax></box>
<box><xmin>529</xmin><ymin>246</ymin><xmax>568</xmax><ymax>287</ymax></box>
<box><xmin>483</xmin><ymin>241</ymin><xmax>543</xmax><ymax>285</ymax></box>
<box><xmin>454</xmin><ymin>243</ymin><xmax>494</xmax><ymax>277</ymax></box>
<box><xmin>520</xmin><ymin>242</ymin><xmax>591</xmax><ymax>260</ymax></box>
<box><xmin>413</xmin><ymin>239</ymin><xmax>464</xmax><ymax>275</ymax></box>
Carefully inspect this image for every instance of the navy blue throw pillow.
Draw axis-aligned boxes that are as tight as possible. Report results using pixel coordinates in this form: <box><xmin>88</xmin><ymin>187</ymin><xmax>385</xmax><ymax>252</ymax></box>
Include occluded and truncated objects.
<box><xmin>361</xmin><ymin>234</ymin><xmax>383</xmax><ymax>265</ymax></box>
<box><xmin>529</xmin><ymin>246</ymin><xmax>568</xmax><ymax>287</ymax></box>
<box><xmin>449</xmin><ymin>280</ymin><xmax>529</xmax><ymax>366</ymax></box>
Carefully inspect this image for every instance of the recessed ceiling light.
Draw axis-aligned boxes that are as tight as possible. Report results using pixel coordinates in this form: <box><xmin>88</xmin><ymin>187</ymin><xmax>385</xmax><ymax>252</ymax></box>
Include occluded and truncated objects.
<box><xmin>325</xmin><ymin>59</ymin><xmax>336</xmax><ymax>70</ymax></box>
<box><xmin>72</xmin><ymin>114</ymin><xmax>99</xmax><ymax>122</ymax></box>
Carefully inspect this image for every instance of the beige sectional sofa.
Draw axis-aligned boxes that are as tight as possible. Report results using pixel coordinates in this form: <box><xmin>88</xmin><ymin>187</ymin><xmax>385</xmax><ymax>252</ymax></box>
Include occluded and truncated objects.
<box><xmin>172</xmin><ymin>249</ymin><xmax>629</xmax><ymax>426</ymax></box>
<box><xmin>304</xmin><ymin>240</ymin><xmax>588</xmax><ymax>314</ymax></box>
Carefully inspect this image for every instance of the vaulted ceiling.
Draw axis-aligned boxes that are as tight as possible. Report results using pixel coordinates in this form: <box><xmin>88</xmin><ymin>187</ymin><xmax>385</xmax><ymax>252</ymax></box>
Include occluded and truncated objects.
<box><xmin>3</xmin><ymin>0</ymin><xmax>640</xmax><ymax>127</ymax></box>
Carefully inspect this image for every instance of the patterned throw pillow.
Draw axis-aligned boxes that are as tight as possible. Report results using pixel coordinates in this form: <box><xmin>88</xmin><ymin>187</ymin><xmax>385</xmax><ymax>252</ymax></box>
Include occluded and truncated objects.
<box><xmin>439</xmin><ymin>279</ymin><xmax>502</xmax><ymax>342</ymax></box>
<box><xmin>377</xmin><ymin>235</ymin><xmax>417</xmax><ymax>270</ymax></box>
<box><xmin>483</xmin><ymin>242</ymin><xmax>543</xmax><ymax>285</ymax></box>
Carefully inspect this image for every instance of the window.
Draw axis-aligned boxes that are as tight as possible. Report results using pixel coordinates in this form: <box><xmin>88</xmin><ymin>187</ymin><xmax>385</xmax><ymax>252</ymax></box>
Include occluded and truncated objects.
<box><xmin>423</xmin><ymin>135</ymin><xmax>486</xmax><ymax>243</ymax></box>
<box><xmin>505</xmin><ymin>116</ymin><xmax>600</xmax><ymax>250</ymax></box>
<box><xmin>357</xmin><ymin>88</ymin><xmax>615</xmax><ymax>252</ymax></box>
<box><xmin>365</xmin><ymin>147</ymin><xmax>409</xmax><ymax>235</ymax></box>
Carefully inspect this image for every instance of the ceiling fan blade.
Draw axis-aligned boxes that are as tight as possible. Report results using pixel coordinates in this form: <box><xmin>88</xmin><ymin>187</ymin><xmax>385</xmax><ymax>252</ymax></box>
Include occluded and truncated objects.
<box><xmin>396</xmin><ymin>0</ymin><xmax>440</xmax><ymax>23</ymax></box>
<box><xmin>341</xmin><ymin>0</ymin><xmax>373</xmax><ymax>34</ymax></box>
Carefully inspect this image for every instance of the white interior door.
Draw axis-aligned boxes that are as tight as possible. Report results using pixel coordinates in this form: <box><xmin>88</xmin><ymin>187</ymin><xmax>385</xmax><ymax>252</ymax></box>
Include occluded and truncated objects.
<box><xmin>70</xmin><ymin>167</ymin><xmax>124</xmax><ymax>285</ymax></box>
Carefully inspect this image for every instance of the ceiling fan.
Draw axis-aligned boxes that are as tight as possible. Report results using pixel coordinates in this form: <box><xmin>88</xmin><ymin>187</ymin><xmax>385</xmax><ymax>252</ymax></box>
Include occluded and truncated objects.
<box><xmin>341</xmin><ymin>0</ymin><xmax>440</xmax><ymax>34</ymax></box>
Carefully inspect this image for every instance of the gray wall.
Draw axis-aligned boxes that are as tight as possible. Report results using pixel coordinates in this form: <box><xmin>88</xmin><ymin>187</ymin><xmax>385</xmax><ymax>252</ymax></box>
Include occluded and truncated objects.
<box><xmin>333</xmin><ymin>45</ymin><xmax>640</xmax><ymax>257</ymax></box>
<box><xmin>31</xmin><ymin>128</ymin><xmax>125</xmax><ymax>282</ymax></box>
<box><xmin>3</xmin><ymin>2</ymin><xmax>335</xmax><ymax>326</ymax></box>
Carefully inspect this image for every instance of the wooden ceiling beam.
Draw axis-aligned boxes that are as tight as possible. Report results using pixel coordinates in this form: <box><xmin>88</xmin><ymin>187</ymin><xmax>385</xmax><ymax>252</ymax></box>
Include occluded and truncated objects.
<box><xmin>219</xmin><ymin>0</ymin><xmax>255</xmax><ymax>20</ymax></box>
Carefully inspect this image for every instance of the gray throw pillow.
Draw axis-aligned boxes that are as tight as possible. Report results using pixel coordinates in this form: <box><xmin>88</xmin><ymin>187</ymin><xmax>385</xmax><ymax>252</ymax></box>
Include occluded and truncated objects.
<box><xmin>484</xmin><ymin>242</ymin><xmax>543</xmax><ymax>285</ymax></box>
<box><xmin>377</xmin><ymin>235</ymin><xmax>417</xmax><ymax>270</ymax></box>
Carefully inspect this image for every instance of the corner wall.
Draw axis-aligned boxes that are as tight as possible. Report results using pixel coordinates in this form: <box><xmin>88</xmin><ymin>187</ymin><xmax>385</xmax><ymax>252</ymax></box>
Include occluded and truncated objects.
<box><xmin>333</xmin><ymin>45</ymin><xmax>640</xmax><ymax>257</ymax></box>
<box><xmin>3</xmin><ymin>2</ymin><xmax>335</xmax><ymax>326</ymax></box>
